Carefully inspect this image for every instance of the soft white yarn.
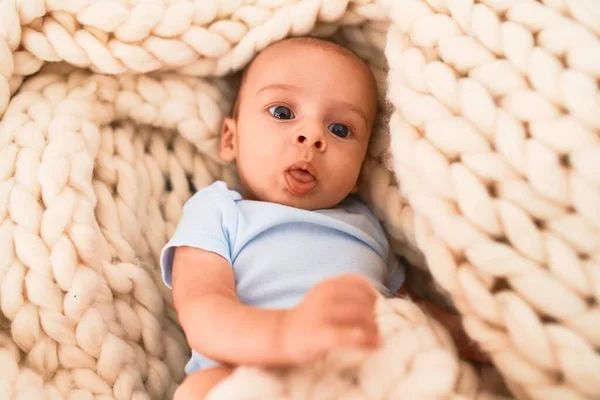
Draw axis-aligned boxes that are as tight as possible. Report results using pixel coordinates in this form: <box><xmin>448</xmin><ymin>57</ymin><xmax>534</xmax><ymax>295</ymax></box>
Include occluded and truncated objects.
<box><xmin>204</xmin><ymin>297</ymin><xmax>494</xmax><ymax>400</ymax></box>
<box><xmin>379</xmin><ymin>0</ymin><xmax>600</xmax><ymax>399</ymax></box>
<box><xmin>0</xmin><ymin>0</ymin><xmax>598</xmax><ymax>399</ymax></box>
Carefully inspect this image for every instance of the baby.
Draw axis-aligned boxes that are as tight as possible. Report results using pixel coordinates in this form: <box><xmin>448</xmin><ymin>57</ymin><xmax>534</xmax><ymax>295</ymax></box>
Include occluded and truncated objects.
<box><xmin>161</xmin><ymin>37</ymin><xmax>481</xmax><ymax>400</ymax></box>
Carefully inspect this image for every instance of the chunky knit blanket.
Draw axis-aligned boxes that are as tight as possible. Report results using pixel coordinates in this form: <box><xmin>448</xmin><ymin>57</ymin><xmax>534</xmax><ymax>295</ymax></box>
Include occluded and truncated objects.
<box><xmin>0</xmin><ymin>1</ymin><xmax>598</xmax><ymax>399</ymax></box>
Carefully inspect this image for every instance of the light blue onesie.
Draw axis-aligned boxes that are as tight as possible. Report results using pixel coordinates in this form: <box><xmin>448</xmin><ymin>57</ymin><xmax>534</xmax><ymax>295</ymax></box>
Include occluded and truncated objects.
<box><xmin>160</xmin><ymin>181</ymin><xmax>405</xmax><ymax>374</ymax></box>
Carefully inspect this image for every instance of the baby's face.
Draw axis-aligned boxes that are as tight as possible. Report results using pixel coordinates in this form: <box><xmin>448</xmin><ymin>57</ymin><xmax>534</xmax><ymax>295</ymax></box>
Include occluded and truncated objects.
<box><xmin>220</xmin><ymin>40</ymin><xmax>378</xmax><ymax>210</ymax></box>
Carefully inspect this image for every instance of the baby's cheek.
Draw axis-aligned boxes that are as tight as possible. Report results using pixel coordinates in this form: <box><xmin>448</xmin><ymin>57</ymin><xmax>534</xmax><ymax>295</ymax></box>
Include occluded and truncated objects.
<box><xmin>331</xmin><ymin>161</ymin><xmax>359</xmax><ymax>191</ymax></box>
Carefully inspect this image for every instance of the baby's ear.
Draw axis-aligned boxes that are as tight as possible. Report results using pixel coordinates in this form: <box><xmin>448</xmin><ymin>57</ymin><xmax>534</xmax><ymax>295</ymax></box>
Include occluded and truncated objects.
<box><xmin>219</xmin><ymin>117</ymin><xmax>237</xmax><ymax>162</ymax></box>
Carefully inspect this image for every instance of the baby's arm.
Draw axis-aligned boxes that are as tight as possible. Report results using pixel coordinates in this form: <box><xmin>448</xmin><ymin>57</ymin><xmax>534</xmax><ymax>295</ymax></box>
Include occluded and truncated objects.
<box><xmin>172</xmin><ymin>246</ymin><xmax>291</xmax><ymax>367</ymax></box>
<box><xmin>172</xmin><ymin>246</ymin><xmax>380</xmax><ymax>368</ymax></box>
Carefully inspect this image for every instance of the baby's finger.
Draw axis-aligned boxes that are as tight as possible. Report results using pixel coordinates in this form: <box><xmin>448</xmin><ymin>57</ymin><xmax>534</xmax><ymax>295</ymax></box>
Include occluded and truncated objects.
<box><xmin>325</xmin><ymin>283</ymin><xmax>378</xmax><ymax>306</ymax></box>
<box><xmin>320</xmin><ymin>324</ymin><xmax>381</xmax><ymax>352</ymax></box>
<box><xmin>335</xmin><ymin>274</ymin><xmax>378</xmax><ymax>296</ymax></box>
<box><xmin>336</xmin><ymin>326</ymin><xmax>381</xmax><ymax>349</ymax></box>
<box><xmin>327</xmin><ymin>303</ymin><xmax>377</xmax><ymax>326</ymax></box>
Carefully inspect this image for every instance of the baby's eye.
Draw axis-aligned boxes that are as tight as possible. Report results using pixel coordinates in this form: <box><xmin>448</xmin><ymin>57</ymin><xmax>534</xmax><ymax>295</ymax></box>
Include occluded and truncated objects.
<box><xmin>328</xmin><ymin>123</ymin><xmax>350</xmax><ymax>138</ymax></box>
<box><xmin>268</xmin><ymin>105</ymin><xmax>295</xmax><ymax>120</ymax></box>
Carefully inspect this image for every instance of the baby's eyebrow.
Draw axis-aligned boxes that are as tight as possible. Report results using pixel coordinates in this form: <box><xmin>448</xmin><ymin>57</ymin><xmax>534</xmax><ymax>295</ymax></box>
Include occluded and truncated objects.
<box><xmin>336</xmin><ymin>101</ymin><xmax>368</xmax><ymax>127</ymax></box>
<box><xmin>256</xmin><ymin>83</ymin><xmax>298</xmax><ymax>95</ymax></box>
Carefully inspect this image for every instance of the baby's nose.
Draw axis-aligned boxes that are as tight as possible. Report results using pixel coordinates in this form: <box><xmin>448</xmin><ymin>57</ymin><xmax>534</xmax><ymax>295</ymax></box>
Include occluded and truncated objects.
<box><xmin>294</xmin><ymin>130</ymin><xmax>326</xmax><ymax>151</ymax></box>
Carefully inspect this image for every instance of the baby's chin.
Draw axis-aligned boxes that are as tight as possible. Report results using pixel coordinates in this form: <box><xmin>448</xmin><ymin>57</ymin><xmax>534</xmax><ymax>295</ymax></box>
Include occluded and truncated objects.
<box><xmin>270</xmin><ymin>189</ymin><xmax>350</xmax><ymax>211</ymax></box>
<box><xmin>277</xmin><ymin>197</ymin><xmax>328</xmax><ymax>211</ymax></box>
<box><xmin>240</xmin><ymin>180</ymin><xmax>352</xmax><ymax>210</ymax></box>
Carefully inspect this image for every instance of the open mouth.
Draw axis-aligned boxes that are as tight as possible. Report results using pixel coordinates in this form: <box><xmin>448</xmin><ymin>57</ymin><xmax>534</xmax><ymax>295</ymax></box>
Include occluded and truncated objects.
<box><xmin>285</xmin><ymin>162</ymin><xmax>317</xmax><ymax>195</ymax></box>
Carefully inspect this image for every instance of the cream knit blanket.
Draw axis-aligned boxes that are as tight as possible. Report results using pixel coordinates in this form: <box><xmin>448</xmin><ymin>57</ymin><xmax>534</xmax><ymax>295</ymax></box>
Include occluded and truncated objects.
<box><xmin>0</xmin><ymin>1</ymin><xmax>598</xmax><ymax>399</ymax></box>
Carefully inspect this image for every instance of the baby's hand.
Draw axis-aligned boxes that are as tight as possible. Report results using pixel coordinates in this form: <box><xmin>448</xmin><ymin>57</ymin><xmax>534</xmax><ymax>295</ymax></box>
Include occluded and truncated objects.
<box><xmin>280</xmin><ymin>274</ymin><xmax>381</xmax><ymax>365</ymax></box>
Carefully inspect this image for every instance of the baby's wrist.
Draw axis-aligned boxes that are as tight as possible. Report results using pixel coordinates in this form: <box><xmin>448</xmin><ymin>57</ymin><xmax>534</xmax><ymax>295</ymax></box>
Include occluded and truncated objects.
<box><xmin>276</xmin><ymin>308</ymin><xmax>309</xmax><ymax>365</ymax></box>
<box><xmin>276</xmin><ymin>309</ymin><xmax>298</xmax><ymax>363</ymax></box>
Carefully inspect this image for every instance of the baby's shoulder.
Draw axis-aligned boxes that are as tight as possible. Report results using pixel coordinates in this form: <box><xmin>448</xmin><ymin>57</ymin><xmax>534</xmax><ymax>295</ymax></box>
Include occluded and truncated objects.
<box><xmin>333</xmin><ymin>195</ymin><xmax>379</xmax><ymax>223</ymax></box>
<box><xmin>320</xmin><ymin>195</ymin><xmax>386</xmax><ymax>237</ymax></box>
<box><xmin>312</xmin><ymin>196</ymin><xmax>392</xmax><ymax>261</ymax></box>
<box><xmin>184</xmin><ymin>180</ymin><xmax>242</xmax><ymax>211</ymax></box>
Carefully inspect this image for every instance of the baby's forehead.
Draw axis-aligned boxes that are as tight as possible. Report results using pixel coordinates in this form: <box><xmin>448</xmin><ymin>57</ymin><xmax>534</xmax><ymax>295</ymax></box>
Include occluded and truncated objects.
<box><xmin>249</xmin><ymin>38</ymin><xmax>368</xmax><ymax>74</ymax></box>
<box><xmin>231</xmin><ymin>38</ymin><xmax>378</xmax><ymax>118</ymax></box>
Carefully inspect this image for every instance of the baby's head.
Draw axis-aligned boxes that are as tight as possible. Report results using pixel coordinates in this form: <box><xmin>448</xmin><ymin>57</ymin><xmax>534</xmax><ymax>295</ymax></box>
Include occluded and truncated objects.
<box><xmin>219</xmin><ymin>37</ymin><xmax>378</xmax><ymax>210</ymax></box>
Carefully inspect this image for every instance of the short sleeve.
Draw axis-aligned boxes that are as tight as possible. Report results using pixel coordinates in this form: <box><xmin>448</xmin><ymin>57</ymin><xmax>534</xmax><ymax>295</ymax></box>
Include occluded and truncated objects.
<box><xmin>386</xmin><ymin>251</ymin><xmax>405</xmax><ymax>294</ymax></box>
<box><xmin>160</xmin><ymin>181</ymin><xmax>240</xmax><ymax>288</ymax></box>
<box><xmin>336</xmin><ymin>195</ymin><xmax>406</xmax><ymax>294</ymax></box>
